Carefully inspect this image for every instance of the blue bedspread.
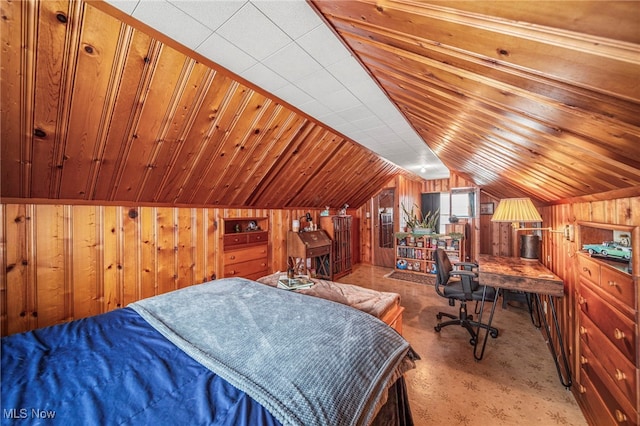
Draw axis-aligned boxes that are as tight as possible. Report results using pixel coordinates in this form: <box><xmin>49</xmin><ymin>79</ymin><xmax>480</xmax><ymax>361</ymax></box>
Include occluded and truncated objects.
<box><xmin>1</xmin><ymin>307</ymin><xmax>280</xmax><ymax>425</ymax></box>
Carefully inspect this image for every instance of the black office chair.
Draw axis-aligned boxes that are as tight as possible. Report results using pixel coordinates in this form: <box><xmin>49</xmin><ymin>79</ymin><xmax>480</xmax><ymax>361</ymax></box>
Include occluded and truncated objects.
<box><xmin>433</xmin><ymin>248</ymin><xmax>499</xmax><ymax>353</ymax></box>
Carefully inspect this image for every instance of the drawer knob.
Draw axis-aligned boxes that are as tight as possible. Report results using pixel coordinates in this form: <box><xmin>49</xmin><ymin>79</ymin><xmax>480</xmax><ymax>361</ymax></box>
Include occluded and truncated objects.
<box><xmin>613</xmin><ymin>328</ymin><xmax>625</xmax><ymax>340</ymax></box>
<box><xmin>579</xmin><ymin>356</ymin><xmax>588</xmax><ymax>365</ymax></box>
<box><xmin>230</xmin><ymin>256</ymin><xmax>236</xmax><ymax>260</ymax></box>
<box><xmin>607</xmin><ymin>280</ymin><xmax>618</xmax><ymax>287</ymax></box>
<box><xmin>579</xmin><ymin>326</ymin><xmax>587</xmax><ymax>335</ymax></box>
<box><xmin>582</xmin><ymin>267</ymin><xmax>591</xmax><ymax>275</ymax></box>
<box><xmin>578</xmin><ymin>385</ymin><xmax>586</xmax><ymax>394</ymax></box>
<box><xmin>614</xmin><ymin>369</ymin><xmax>626</xmax><ymax>381</ymax></box>
<box><xmin>614</xmin><ymin>410</ymin><xmax>627</xmax><ymax>423</ymax></box>
<box><xmin>578</xmin><ymin>296</ymin><xmax>586</xmax><ymax>305</ymax></box>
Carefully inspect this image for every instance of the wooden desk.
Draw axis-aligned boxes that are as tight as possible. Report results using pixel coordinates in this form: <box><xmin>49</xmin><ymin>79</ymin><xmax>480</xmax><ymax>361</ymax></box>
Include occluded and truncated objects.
<box><xmin>478</xmin><ymin>255</ymin><xmax>563</xmax><ymax>297</ymax></box>
<box><xmin>477</xmin><ymin>255</ymin><xmax>572</xmax><ymax>388</ymax></box>
<box><xmin>287</xmin><ymin>231</ymin><xmax>332</xmax><ymax>279</ymax></box>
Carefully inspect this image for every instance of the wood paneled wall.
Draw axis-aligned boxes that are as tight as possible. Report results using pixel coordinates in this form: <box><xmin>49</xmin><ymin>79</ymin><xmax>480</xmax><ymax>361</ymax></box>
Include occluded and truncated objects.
<box><xmin>357</xmin><ymin>173</ymin><xmax>479</xmax><ymax>264</ymax></box>
<box><xmin>0</xmin><ymin>203</ymin><xmax>324</xmax><ymax>336</ymax></box>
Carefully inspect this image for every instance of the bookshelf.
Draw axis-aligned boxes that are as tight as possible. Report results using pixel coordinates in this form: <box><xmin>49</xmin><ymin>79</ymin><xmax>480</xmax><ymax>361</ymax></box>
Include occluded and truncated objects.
<box><xmin>394</xmin><ymin>233</ymin><xmax>464</xmax><ymax>275</ymax></box>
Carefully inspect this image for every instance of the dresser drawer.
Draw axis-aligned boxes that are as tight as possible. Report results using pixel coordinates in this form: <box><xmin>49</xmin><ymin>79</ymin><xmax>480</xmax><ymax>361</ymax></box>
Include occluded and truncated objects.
<box><xmin>580</xmin><ymin>313</ymin><xmax>637</xmax><ymax>401</ymax></box>
<box><xmin>247</xmin><ymin>231</ymin><xmax>268</xmax><ymax>244</ymax></box>
<box><xmin>579</xmin><ymin>282</ymin><xmax>637</xmax><ymax>364</ymax></box>
<box><xmin>579</xmin><ymin>350</ymin><xmax>639</xmax><ymax>426</ymax></box>
<box><xmin>224</xmin><ymin>245</ymin><xmax>268</xmax><ymax>265</ymax></box>
<box><xmin>578</xmin><ymin>367</ymin><xmax>632</xmax><ymax>426</ymax></box>
<box><xmin>223</xmin><ymin>258</ymin><xmax>268</xmax><ymax>278</ymax></box>
<box><xmin>224</xmin><ymin>233</ymin><xmax>248</xmax><ymax>247</ymax></box>
<box><xmin>578</xmin><ymin>253</ymin><xmax>601</xmax><ymax>285</ymax></box>
<box><xmin>600</xmin><ymin>266</ymin><xmax>635</xmax><ymax>311</ymax></box>
<box><xmin>225</xmin><ymin>231</ymin><xmax>269</xmax><ymax>248</ymax></box>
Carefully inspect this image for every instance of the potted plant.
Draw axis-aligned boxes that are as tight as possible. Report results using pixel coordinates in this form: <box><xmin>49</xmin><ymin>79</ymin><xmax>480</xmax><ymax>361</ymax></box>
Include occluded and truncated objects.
<box><xmin>414</xmin><ymin>208</ymin><xmax>439</xmax><ymax>234</ymax></box>
<box><xmin>401</xmin><ymin>202</ymin><xmax>439</xmax><ymax>234</ymax></box>
<box><xmin>400</xmin><ymin>202</ymin><xmax>418</xmax><ymax>232</ymax></box>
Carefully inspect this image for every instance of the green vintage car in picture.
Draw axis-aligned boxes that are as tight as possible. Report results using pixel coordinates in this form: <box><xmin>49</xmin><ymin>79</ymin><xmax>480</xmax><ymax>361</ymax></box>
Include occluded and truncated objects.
<box><xmin>583</xmin><ymin>242</ymin><xmax>632</xmax><ymax>260</ymax></box>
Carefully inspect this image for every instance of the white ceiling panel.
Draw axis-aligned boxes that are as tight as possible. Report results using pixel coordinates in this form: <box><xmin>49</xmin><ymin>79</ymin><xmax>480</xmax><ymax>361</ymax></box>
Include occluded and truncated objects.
<box><xmin>297</xmin><ymin>26</ymin><xmax>352</xmax><ymax>68</ymax></box>
<box><xmin>240</xmin><ymin>62</ymin><xmax>290</xmax><ymax>92</ymax></box>
<box><xmin>172</xmin><ymin>1</ymin><xmax>245</xmax><ymax>31</ymax></box>
<box><xmin>196</xmin><ymin>32</ymin><xmax>257</xmax><ymax>73</ymax></box>
<box><xmin>263</xmin><ymin>42</ymin><xmax>322</xmax><ymax>84</ymax></box>
<box><xmin>216</xmin><ymin>3</ymin><xmax>291</xmax><ymax>61</ymax></box>
<box><xmin>252</xmin><ymin>0</ymin><xmax>323</xmax><ymax>39</ymax></box>
<box><xmin>294</xmin><ymin>69</ymin><xmax>344</xmax><ymax>100</ymax></box>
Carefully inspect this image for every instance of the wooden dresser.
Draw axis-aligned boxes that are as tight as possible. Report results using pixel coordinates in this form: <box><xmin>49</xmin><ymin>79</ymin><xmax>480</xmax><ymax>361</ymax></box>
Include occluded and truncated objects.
<box><xmin>575</xmin><ymin>222</ymin><xmax>638</xmax><ymax>425</ymax></box>
<box><xmin>320</xmin><ymin>215</ymin><xmax>353</xmax><ymax>280</ymax></box>
<box><xmin>222</xmin><ymin>217</ymin><xmax>269</xmax><ymax>281</ymax></box>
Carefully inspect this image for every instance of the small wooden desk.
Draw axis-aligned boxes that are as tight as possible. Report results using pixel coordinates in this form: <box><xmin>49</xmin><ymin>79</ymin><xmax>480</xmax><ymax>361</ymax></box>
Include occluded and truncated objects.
<box><xmin>287</xmin><ymin>231</ymin><xmax>332</xmax><ymax>279</ymax></box>
<box><xmin>477</xmin><ymin>255</ymin><xmax>572</xmax><ymax>388</ymax></box>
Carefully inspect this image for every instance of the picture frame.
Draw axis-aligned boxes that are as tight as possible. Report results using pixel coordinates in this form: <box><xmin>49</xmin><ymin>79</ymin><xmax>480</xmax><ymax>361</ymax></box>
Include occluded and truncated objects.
<box><xmin>480</xmin><ymin>202</ymin><xmax>494</xmax><ymax>215</ymax></box>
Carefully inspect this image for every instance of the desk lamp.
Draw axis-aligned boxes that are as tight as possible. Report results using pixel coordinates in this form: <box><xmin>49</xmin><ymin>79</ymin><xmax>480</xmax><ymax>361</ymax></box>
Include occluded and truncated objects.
<box><xmin>491</xmin><ymin>198</ymin><xmax>544</xmax><ymax>259</ymax></box>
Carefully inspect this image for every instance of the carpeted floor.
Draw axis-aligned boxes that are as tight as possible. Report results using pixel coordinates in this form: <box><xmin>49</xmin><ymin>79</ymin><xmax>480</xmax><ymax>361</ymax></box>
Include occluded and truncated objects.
<box><xmin>341</xmin><ymin>264</ymin><xmax>587</xmax><ymax>426</ymax></box>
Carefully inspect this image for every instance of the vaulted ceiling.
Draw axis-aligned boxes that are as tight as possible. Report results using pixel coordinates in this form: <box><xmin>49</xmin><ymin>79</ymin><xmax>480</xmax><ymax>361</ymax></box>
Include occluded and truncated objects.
<box><xmin>2</xmin><ymin>0</ymin><xmax>639</xmax><ymax>209</ymax></box>
<box><xmin>312</xmin><ymin>0</ymin><xmax>640</xmax><ymax>203</ymax></box>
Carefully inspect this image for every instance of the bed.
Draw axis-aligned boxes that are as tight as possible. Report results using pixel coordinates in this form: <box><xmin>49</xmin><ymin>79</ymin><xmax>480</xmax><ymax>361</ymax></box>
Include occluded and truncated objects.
<box><xmin>256</xmin><ymin>273</ymin><xmax>405</xmax><ymax>334</ymax></box>
<box><xmin>1</xmin><ymin>278</ymin><xmax>417</xmax><ymax>425</ymax></box>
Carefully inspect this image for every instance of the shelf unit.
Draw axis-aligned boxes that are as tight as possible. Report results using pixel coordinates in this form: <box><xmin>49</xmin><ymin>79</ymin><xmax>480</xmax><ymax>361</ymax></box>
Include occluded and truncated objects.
<box><xmin>221</xmin><ymin>217</ymin><xmax>269</xmax><ymax>281</ymax></box>
<box><xmin>394</xmin><ymin>233</ymin><xmax>464</xmax><ymax>274</ymax></box>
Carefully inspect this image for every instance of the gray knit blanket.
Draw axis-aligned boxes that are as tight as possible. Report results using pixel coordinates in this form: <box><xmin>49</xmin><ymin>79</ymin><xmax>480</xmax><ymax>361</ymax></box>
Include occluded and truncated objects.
<box><xmin>130</xmin><ymin>278</ymin><xmax>414</xmax><ymax>426</ymax></box>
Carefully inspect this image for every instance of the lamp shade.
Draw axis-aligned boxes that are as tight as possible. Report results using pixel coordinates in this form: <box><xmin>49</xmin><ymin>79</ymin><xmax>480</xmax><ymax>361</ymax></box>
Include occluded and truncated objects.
<box><xmin>491</xmin><ymin>198</ymin><xmax>542</xmax><ymax>223</ymax></box>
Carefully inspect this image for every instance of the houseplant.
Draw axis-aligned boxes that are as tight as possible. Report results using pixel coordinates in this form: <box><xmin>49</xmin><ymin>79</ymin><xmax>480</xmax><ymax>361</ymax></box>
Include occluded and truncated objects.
<box><xmin>401</xmin><ymin>202</ymin><xmax>439</xmax><ymax>234</ymax></box>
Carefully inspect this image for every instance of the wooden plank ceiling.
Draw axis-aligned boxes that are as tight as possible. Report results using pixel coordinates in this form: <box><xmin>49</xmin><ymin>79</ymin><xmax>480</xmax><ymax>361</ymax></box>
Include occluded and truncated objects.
<box><xmin>312</xmin><ymin>0</ymin><xmax>640</xmax><ymax>203</ymax></box>
<box><xmin>2</xmin><ymin>0</ymin><xmax>639</xmax><ymax>209</ymax></box>
<box><xmin>0</xmin><ymin>0</ymin><xmax>403</xmax><ymax>209</ymax></box>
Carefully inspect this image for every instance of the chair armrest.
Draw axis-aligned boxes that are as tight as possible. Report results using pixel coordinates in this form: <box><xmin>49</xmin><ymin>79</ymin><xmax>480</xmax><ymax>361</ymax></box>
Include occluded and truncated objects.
<box><xmin>454</xmin><ymin>261</ymin><xmax>477</xmax><ymax>271</ymax></box>
<box><xmin>450</xmin><ymin>270</ymin><xmax>476</xmax><ymax>278</ymax></box>
<box><xmin>450</xmin><ymin>270</ymin><xmax>478</xmax><ymax>296</ymax></box>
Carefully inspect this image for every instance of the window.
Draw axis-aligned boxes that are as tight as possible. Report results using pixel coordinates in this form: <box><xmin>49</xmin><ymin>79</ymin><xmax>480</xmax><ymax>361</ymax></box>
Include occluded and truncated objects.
<box><xmin>436</xmin><ymin>188</ymin><xmax>475</xmax><ymax>234</ymax></box>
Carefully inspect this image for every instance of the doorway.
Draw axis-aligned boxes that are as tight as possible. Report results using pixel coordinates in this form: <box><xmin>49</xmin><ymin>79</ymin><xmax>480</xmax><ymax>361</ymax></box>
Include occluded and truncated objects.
<box><xmin>374</xmin><ymin>188</ymin><xmax>395</xmax><ymax>268</ymax></box>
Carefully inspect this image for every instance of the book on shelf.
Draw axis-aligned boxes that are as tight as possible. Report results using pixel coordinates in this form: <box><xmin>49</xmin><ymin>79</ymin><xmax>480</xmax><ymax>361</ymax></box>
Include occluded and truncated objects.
<box><xmin>277</xmin><ymin>275</ymin><xmax>314</xmax><ymax>291</ymax></box>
